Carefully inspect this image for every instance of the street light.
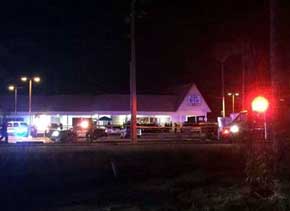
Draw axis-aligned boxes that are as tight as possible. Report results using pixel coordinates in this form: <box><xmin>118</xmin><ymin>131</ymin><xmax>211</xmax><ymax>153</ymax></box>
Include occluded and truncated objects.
<box><xmin>217</xmin><ymin>59</ymin><xmax>228</xmax><ymax>118</ymax></box>
<box><xmin>33</xmin><ymin>77</ymin><xmax>41</xmax><ymax>83</ymax></box>
<box><xmin>21</xmin><ymin>76</ymin><xmax>41</xmax><ymax>137</ymax></box>
<box><xmin>21</xmin><ymin>76</ymin><xmax>28</xmax><ymax>82</ymax></box>
<box><xmin>8</xmin><ymin>85</ymin><xmax>19</xmax><ymax>114</ymax></box>
<box><xmin>227</xmin><ymin>92</ymin><xmax>239</xmax><ymax>113</ymax></box>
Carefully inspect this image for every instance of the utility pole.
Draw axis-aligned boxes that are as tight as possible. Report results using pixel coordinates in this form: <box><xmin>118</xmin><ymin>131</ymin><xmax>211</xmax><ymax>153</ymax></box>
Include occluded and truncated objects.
<box><xmin>221</xmin><ymin>62</ymin><xmax>226</xmax><ymax>117</ymax></box>
<box><xmin>130</xmin><ymin>0</ymin><xmax>137</xmax><ymax>143</ymax></box>
<box><xmin>215</xmin><ymin>42</ymin><xmax>234</xmax><ymax>117</ymax></box>
<box><xmin>270</xmin><ymin>0</ymin><xmax>279</xmax><ymax>147</ymax></box>
<box><xmin>241</xmin><ymin>44</ymin><xmax>246</xmax><ymax>110</ymax></box>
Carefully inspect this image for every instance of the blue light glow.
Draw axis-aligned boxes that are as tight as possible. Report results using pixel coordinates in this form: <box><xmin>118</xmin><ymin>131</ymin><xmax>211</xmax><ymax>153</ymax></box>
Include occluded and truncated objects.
<box><xmin>14</xmin><ymin>126</ymin><xmax>28</xmax><ymax>137</ymax></box>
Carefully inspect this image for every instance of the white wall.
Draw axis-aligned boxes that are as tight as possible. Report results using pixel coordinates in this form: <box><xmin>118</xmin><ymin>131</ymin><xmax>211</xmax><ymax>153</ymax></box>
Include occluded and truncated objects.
<box><xmin>176</xmin><ymin>84</ymin><xmax>211</xmax><ymax>116</ymax></box>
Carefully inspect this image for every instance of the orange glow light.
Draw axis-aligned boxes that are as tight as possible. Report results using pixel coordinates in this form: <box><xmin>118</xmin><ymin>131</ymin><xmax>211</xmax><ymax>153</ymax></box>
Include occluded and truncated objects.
<box><xmin>80</xmin><ymin>120</ymin><xmax>89</xmax><ymax>129</ymax></box>
<box><xmin>251</xmin><ymin>96</ymin><xmax>269</xmax><ymax>113</ymax></box>
<box><xmin>222</xmin><ymin>128</ymin><xmax>230</xmax><ymax>135</ymax></box>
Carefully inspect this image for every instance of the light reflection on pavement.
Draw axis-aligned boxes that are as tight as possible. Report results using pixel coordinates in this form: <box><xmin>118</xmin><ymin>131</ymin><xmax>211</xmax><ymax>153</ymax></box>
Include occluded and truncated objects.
<box><xmin>5</xmin><ymin>136</ymin><xmax>52</xmax><ymax>144</ymax></box>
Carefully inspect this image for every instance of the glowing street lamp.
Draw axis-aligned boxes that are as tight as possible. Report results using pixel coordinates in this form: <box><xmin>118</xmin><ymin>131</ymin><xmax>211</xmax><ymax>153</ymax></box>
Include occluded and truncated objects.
<box><xmin>227</xmin><ymin>92</ymin><xmax>239</xmax><ymax>113</ymax></box>
<box><xmin>21</xmin><ymin>76</ymin><xmax>41</xmax><ymax>137</ymax></box>
<box><xmin>33</xmin><ymin>77</ymin><xmax>41</xmax><ymax>83</ymax></box>
<box><xmin>251</xmin><ymin>96</ymin><xmax>269</xmax><ymax>140</ymax></box>
<box><xmin>8</xmin><ymin>85</ymin><xmax>15</xmax><ymax>91</ymax></box>
<box><xmin>21</xmin><ymin>76</ymin><xmax>28</xmax><ymax>82</ymax></box>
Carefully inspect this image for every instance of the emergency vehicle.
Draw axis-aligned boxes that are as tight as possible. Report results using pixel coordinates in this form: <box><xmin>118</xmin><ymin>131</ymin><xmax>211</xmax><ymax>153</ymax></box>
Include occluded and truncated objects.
<box><xmin>219</xmin><ymin>95</ymin><xmax>270</xmax><ymax>141</ymax></box>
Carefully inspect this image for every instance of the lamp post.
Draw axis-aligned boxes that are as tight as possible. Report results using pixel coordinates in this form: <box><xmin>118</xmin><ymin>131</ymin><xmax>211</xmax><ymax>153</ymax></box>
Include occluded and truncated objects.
<box><xmin>217</xmin><ymin>59</ymin><xmax>228</xmax><ymax>117</ymax></box>
<box><xmin>21</xmin><ymin>76</ymin><xmax>41</xmax><ymax>137</ymax></box>
<box><xmin>8</xmin><ymin>85</ymin><xmax>18</xmax><ymax>114</ymax></box>
<box><xmin>227</xmin><ymin>92</ymin><xmax>239</xmax><ymax>113</ymax></box>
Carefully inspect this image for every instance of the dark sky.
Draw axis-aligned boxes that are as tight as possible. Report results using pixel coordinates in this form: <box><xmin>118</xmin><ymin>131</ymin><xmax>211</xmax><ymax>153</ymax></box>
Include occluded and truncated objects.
<box><xmin>0</xmin><ymin>0</ymin><xmax>270</xmax><ymax>116</ymax></box>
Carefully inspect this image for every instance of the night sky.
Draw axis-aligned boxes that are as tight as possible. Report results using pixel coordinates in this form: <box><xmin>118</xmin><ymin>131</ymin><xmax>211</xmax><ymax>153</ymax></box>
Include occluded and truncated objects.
<box><xmin>0</xmin><ymin>0</ymin><xmax>270</xmax><ymax>117</ymax></box>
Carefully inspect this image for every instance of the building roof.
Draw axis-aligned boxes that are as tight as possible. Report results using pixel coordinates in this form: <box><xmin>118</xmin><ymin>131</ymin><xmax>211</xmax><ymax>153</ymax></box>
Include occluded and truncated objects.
<box><xmin>0</xmin><ymin>83</ymin><xmax>211</xmax><ymax>114</ymax></box>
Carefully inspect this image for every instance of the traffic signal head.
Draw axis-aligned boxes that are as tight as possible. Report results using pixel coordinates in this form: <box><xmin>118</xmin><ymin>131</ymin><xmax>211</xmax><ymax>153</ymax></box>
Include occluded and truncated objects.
<box><xmin>251</xmin><ymin>96</ymin><xmax>269</xmax><ymax>113</ymax></box>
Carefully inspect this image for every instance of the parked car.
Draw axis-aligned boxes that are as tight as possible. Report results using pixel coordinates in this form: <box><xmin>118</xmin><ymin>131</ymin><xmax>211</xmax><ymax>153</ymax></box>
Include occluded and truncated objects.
<box><xmin>7</xmin><ymin>121</ymin><xmax>29</xmax><ymax>137</ymax></box>
<box><xmin>120</xmin><ymin>126</ymin><xmax>142</xmax><ymax>138</ymax></box>
<box><xmin>86</xmin><ymin>128</ymin><xmax>107</xmax><ymax>142</ymax></box>
<box><xmin>105</xmin><ymin>125</ymin><xmax>122</xmax><ymax>135</ymax></box>
<box><xmin>50</xmin><ymin>129</ymin><xmax>77</xmax><ymax>143</ymax></box>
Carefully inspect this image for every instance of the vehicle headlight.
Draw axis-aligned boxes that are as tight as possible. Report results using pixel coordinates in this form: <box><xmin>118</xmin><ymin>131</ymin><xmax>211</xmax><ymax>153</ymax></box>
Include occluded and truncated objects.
<box><xmin>80</xmin><ymin>120</ymin><xmax>89</xmax><ymax>129</ymax></box>
<box><xmin>230</xmin><ymin>125</ymin><xmax>239</xmax><ymax>133</ymax></box>
<box><xmin>52</xmin><ymin>130</ymin><xmax>60</xmax><ymax>137</ymax></box>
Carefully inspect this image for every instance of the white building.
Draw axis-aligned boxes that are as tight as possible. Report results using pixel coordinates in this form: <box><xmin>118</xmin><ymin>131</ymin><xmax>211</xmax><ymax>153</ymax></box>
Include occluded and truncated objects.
<box><xmin>0</xmin><ymin>83</ymin><xmax>211</xmax><ymax>129</ymax></box>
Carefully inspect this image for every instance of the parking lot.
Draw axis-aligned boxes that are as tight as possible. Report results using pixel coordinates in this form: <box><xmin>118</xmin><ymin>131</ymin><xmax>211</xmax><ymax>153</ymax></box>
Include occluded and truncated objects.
<box><xmin>0</xmin><ymin>132</ymin><xmax>276</xmax><ymax>210</ymax></box>
<box><xmin>3</xmin><ymin>131</ymin><xmax>215</xmax><ymax>145</ymax></box>
<box><xmin>0</xmin><ymin>141</ymin><xmax>243</xmax><ymax>210</ymax></box>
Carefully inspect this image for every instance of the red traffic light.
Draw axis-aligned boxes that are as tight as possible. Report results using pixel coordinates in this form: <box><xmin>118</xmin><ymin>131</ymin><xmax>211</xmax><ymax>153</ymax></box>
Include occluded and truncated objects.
<box><xmin>251</xmin><ymin>96</ymin><xmax>269</xmax><ymax>113</ymax></box>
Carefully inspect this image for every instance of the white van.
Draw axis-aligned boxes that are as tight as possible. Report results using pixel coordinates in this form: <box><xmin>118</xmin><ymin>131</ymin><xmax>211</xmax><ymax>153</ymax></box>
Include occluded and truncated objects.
<box><xmin>7</xmin><ymin>121</ymin><xmax>29</xmax><ymax>136</ymax></box>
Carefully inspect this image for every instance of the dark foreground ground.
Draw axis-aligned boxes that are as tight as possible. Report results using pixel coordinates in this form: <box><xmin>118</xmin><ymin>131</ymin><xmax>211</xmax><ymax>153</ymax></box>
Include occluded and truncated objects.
<box><xmin>0</xmin><ymin>142</ymin><xmax>290</xmax><ymax>211</ymax></box>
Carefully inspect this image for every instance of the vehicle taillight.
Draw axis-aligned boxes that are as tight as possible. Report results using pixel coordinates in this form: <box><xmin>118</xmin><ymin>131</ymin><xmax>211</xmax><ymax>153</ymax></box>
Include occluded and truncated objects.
<box><xmin>222</xmin><ymin>128</ymin><xmax>230</xmax><ymax>135</ymax></box>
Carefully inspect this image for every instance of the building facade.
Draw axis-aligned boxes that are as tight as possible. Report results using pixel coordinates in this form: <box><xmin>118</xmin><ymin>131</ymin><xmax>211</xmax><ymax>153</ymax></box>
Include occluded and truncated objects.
<box><xmin>0</xmin><ymin>83</ymin><xmax>211</xmax><ymax>129</ymax></box>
